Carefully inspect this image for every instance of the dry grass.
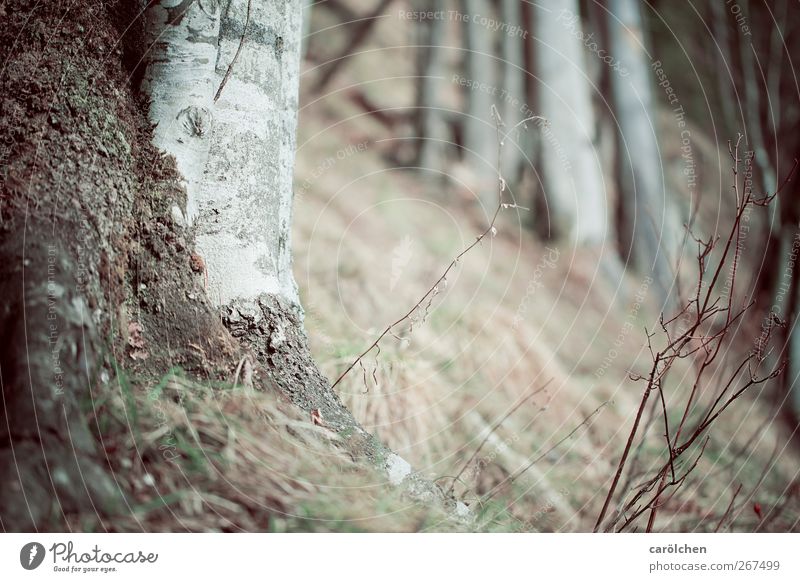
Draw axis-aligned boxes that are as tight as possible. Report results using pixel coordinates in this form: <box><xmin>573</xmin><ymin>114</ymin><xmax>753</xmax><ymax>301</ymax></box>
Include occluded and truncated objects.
<box><xmin>71</xmin><ymin>367</ymin><xmax>464</xmax><ymax>532</ymax></box>
<box><xmin>293</xmin><ymin>113</ymin><xmax>799</xmax><ymax>529</ymax></box>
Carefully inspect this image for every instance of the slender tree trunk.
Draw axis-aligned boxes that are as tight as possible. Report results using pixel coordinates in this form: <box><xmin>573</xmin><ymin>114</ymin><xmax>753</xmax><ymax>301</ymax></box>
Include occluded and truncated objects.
<box><xmin>607</xmin><ymin>0</ymin><xmax>671</xmax><ymax>301</ymax></box>
<box><xmin>533</xmin><ymin>0</ymin><xmax>607</xmax><ymax>245</ymax></box>
<box><xmin>775</xmin><ymin>177</ymin><xmax>800</xmax><ymax>423</ymax></box>
<box><xmin>499</xmin><ymin>1</ymin><xmax>526</xmax><ymax>188</ymax></box>
<box><xmin>139</xmin><ymin>0</ymin><xmax>220</xmax><ymax>226</ymax></box>
<box><xmin>139</xmin><ymin>0</ymin><xmax>449</xmax><ymax>505</ymax></box>
<box><xmin>463</xmin><ymin>0</ymin><xmax>499</xmax><ymax>210</ymax></box>
<box><xmin>141</xmin><ymin>0</ymin><xmax>300</xmax><ymax>308</ymax></box>
<box><xmin>137</xmin><ymin>0</ymin><xmax>368</xmax><ymax>432</ymax></box>
<box><xmin>414</xmin><ymin>0</ymin><xmax>450</xmax><ymax>173</ymax></box>
<box><xmin>789</xmin><ymin>229</ymin><xmax>800</xmax><ymax>421</ymax></box>
<box><xmin>737</xmin><ymin>1</ymin><xmax>797</xmax><ymax>409</ymax></box>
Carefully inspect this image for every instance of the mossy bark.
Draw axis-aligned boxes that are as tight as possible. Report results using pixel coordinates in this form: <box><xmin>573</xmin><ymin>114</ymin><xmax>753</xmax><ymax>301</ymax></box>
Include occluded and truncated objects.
<box><xmin>0</xmin><ymin>0</ymin><xmax>138</xmax><ymax>529</ymax></box>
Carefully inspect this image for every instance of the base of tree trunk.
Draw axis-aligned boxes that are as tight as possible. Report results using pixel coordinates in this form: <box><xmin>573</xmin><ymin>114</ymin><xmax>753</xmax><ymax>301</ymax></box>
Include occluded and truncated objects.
<box><xmin>221</xmin><ymin>293</ymin><xmax>451</xmax><ymax>508</ymax></box>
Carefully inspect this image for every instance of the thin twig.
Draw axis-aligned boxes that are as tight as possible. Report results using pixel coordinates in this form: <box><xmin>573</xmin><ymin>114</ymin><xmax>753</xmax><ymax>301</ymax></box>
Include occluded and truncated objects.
<box><xmin>483</xmin><ymin>400</ymin><xmax>609</xmax><ymax>504</ymax></box>
<box><xmin>714</xmin><ymin>483</ymin><xmax>742</xmax><ymax>532</ymax></box>
<box><xmin>330</xmin><ymin>111</ymin><xmax>545</xmax><ymax>391</ymax></box>
<box><xmin>594</xmin><ymin>364</ymin><xmax>659</xmax><ymax>531</ymax></box>
<box><xmin>444</xmin><ymin>378</ymin><xmax>553</xmax><ymax>497</ymax></box>
<box><xmin>214</xmin><ymin>0</ymin><xmax>252</xmax><ymax>103</ymax></box>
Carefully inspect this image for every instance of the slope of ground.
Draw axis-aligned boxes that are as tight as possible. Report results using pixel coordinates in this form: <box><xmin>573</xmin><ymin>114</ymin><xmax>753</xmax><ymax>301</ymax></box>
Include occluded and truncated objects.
<box><xmin>291</xmin><ymin>6</ymin><xmax>800</xmax><ymax>532</ymax></box>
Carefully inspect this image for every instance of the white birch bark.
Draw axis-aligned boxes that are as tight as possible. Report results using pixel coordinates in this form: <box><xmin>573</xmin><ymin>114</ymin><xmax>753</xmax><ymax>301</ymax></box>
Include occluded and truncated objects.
<box><xmin>141</xmin><ymin>0</ymin><xmax>301</xmax><ymax>307</ymax></box>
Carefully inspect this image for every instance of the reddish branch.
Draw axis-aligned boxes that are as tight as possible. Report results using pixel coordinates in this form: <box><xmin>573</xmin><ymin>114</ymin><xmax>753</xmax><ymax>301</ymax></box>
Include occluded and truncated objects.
<box><xmin>714</xmin><ymin>483</ymin><xmax>743</xmax><ymax>532</ymax></box>
<box><xmin>594</xmin><ymin>136</ymin><xmax>797</xmax><ymax>533</ymax></box>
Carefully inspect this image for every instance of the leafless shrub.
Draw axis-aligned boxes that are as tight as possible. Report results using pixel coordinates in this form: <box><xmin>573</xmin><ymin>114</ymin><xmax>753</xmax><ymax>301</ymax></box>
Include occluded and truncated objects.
<box><xmin>594</xmin><ymin>136</ymin><xmax>797</xmax><ymax>532</ymax></box>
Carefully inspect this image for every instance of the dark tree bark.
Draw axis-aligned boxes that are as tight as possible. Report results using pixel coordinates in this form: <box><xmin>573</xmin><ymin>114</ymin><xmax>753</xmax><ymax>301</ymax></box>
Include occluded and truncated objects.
<box><xmin>0</xmin><ymin>0</ymin><xmax>147</xmax><ymax>529</ymax></box>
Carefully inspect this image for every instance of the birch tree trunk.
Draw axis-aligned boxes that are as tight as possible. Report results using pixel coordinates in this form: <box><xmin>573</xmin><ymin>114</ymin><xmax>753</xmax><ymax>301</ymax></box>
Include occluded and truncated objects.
<box><xmin>139</xmin><ymin>0</ymin><xmax>449</xmax><ymax>505</ymax></box>
<box><xmin>463</xmin><ymin>0</ymin><xmax>499</xmax><ymax>210</ymax></box>
<box><xmin>607</xmin><ymin>0</ymin><xmax>671</xmax><ymax>299</ymax></box>
<box><xmin>141</xmin><ymin>0</ymin><xmax>300</xmax><ymax>308</ymax></box>
<box><xmin>0</xmin><ymin>0</ymin><xmax>147</xmax><ymax>529</ymax></box>
<box><xmin>414</xmin><ymin>0</ymin><xmax>450</xmax><ymax>173</ymax></box>
<box><xmin>138</xmin><ymin>0</ymin><xmax>368</xmax><ymax>431</ymax></box>
<box><xmin>139</xmin><ymin>0</ymin><xmax>326</xmax><ymax>416</ymax></box>
<box><xmin>533</xmin><ymin>0</ymin><xmax>607</xmax><ymax>245</ymax></box>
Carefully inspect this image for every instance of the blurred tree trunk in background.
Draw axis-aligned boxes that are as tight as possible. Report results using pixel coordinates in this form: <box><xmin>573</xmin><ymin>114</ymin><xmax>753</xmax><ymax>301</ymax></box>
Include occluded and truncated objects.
<box><xmin>464</xmin><ymin>0</ymin><xmax>500</xmax><ymax>211</ymax></box>
<box><xmin>710</xmin><ymin>0</ymin><xmax>800</xmax><ymax>421</ymax></box>
<box><xmin>302</xmin><ymin>0</ymin><xmax>313</xmax><ymax>59</ymax></box>
<box><xmin>499</xmin><ymin>0</ymin><xmax>526</xmax><ymax>189</ymax></box>
<box><xmin>312</xmin><ymin>0</ymin><xmax>394</xmax><ymax>93</ymax></box>
<box><xmin>790</xmin><ymin>233</ymin><xmax>800</xmax><ymax>421</ymax></box>
<box><xmin>739</xmin><ymin>0</ymin><xmax>800</xmax><ymax>422</ymax></box>
<box><xmin>533</xmin><ymin>0</ymin><xmax>607</xmax><ymax>245</ymax></box>
<box><xmin>709</xmin><ymin>0</ymin><xmax>738</xmax><ymax>138</ymax></box>
<box><xmin>414</xmin><ymin>0</ymin><xmax>450</xmax><ymax>174</ymax></box>
<box><xmin>607</xmin><ymin>0</ymin><xmax>672</xmax><ymax>302</ymax></box>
